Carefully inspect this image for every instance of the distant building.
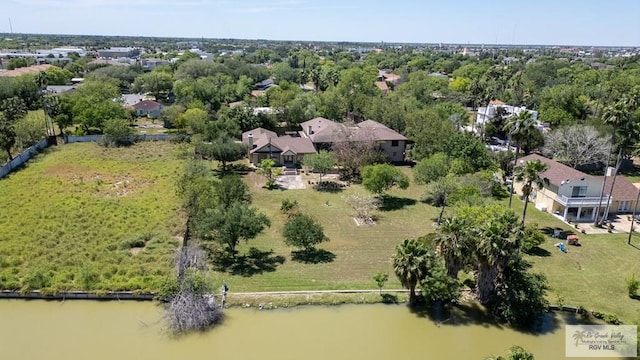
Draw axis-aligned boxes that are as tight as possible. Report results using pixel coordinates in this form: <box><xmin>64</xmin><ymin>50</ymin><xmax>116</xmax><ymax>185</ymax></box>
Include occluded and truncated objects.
<box><xmin>475</xmin><ymin>100</ymin><xmax>542</xmax><ymax>134</ymax></box>
<box><xmin>98</xmin><ymin>47</ymin><xmax>140</xmax><ymax>59</ymax></box>
<box><xmin>141</xmin><ymin>58</ymin><xmax>170</xmax><ymax>70</ymax></box>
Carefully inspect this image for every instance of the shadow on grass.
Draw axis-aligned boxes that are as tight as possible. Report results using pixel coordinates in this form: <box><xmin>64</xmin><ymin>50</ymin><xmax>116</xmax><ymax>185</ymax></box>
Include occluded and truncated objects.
<box><xmin>312</xmin><ymin>181</ymin><xmax>345</xmax><ymax>193</ymax></box>
<box><xmin>379</xmin><ymin>195</ymin><xmax>417</xmax><ymax>211</ymax></box>
<box><xmin>213</xmin><ymin>163</ymin><xmax>253</xmax><ymax>177</ymax></box>
<box><xmin>291</xmin><ymin>248</ymin><xmax>336</xmax><ymax>264</ymax></box>
<box><xmin>212</xmin><ymin>247</ymin><xmax>285</xmax><ymax>277</ymax></box>
<box><xmin>541</xmin><ymin>226</ymin><xmax>576</xmax><ymax>239</ymax></box>
<box><xmin>525</xmin><ymin>246</ymin><xmax>551</xmax><ymax>257</ymax></box>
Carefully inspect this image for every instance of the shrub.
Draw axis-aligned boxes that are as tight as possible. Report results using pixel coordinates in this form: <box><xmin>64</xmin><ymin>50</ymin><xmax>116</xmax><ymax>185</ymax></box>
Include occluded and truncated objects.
<box><xmin>103</xmin><ymin>118</ymin><xmax>134</xmax><ymax>147</ymax></box>
<box><xmin>280</xmin><ymin>198</ymin><xmax>299</xmax><ymax>216</ymax></box>
<box><xmin>521</xmin><ymin>224</ymin><xmax>545</xmax><ymax>253</ymax></box>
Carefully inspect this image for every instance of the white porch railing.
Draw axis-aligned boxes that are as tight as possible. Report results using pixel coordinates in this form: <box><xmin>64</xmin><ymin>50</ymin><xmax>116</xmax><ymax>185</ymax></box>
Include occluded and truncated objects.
<box><xmin>556</xmin><ymin>195</ymin><xmax>610</xmax><ymax>207</ymax></box>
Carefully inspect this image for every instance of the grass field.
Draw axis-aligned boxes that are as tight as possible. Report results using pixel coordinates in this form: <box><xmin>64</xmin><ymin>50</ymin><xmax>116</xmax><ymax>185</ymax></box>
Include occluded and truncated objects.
<box><xmin>0</xmin><ymin>142</ymin><xmax>189</xmax><ymax>292</ymax></box>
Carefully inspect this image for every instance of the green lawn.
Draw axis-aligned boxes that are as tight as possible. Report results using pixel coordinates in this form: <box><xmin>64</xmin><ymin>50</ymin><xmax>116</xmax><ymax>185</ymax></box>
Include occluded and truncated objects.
<box><xmin>208</xmin><ymin>167</ymin><xmax>438</xmax><ymax>292</ymax></box>
<box><xmin>510</xmin><ymin>198</ymin><xmax>640</xmax><ymax>323</ymax></box>
<box><xmin>0</xmin><ymin>142</ymin><xmax>189</xmax><ymax>292</ymax></box>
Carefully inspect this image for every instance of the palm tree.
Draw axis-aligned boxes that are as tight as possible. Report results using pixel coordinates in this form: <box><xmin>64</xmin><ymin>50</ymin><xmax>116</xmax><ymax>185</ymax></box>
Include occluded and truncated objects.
<box><xmin>424</xmin><ymin>176</ymin><xmax>458</xmax><ymax>225</ymax></box>
<box><xmin>595</xmin><ymin>93</ymin><xmax>639</xmax><ymax>225</ymax></box>
<box><xmin>503</xmin><ymin>111</ymin><xmax>539</xmax><ymax>208</ymax></box>
<box><xmin>474</xmin><ymin>210</ymin><xmax>519</xmax><ymax>304</ymax></box>
<box><xmin>392</xmin><ymin>239</ymin><xmax>429</xmax><ymax>304</ymax></box>
<box><xmin>435</xmin><ymin>216</ymin><xmax>470</xmax><ymax>278</ymax></box>
<box><xmin>514</xmin><ymin>159</ymin><xmax>549</xmax><ymax>227</ymax></box>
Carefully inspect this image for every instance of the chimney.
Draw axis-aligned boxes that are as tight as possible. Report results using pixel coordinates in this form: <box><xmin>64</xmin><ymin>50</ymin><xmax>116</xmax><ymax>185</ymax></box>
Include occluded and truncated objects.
<box><xmin>308</xmin><ymin>126</ymin><xmax>313</xmax><ymax>135</ymax></box>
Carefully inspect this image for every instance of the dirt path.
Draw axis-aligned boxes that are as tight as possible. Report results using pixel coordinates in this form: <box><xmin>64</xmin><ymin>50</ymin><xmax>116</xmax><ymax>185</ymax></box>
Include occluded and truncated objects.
<box><xmin>228</xmin><ymin>289</ymin><xmax>409</xmax><ymax>296</ymax></box>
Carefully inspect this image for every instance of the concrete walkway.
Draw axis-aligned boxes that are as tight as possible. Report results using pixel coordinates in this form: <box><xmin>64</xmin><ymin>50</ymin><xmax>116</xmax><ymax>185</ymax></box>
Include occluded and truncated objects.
<box><xmin>229</xmin><ymin>289</ymin><xmax>409</xmax><ymax>296</ymax></box>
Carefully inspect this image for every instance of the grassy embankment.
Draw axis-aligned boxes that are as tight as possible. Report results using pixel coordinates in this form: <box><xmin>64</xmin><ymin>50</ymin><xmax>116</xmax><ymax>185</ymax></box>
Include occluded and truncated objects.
<box><xmin>0</xmin><ymin>142</ymin><xmax>189</xmax><ymax>293</ymax></box>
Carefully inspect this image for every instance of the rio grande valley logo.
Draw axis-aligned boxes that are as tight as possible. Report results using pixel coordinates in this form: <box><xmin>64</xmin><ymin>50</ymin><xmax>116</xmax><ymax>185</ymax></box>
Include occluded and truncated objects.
<box><xmin>566</xmin><ymin>325</ymin><xmax>637</xmax><ymax>357</ymax></box>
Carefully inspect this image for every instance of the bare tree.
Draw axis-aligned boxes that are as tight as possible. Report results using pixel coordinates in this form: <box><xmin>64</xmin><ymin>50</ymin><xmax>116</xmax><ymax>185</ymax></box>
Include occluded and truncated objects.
<box><xmin>542</xmin><ymin>126</ymin><xmax>609</xmax><ymax>168</ymax></box>
<box><xmin>165</xmin><ymin>244</ymin><xmax>224</xmax><ymax>334</ymax></box>
<box><xmin>343</xmin><ymin>193</ymin><xmax>380</xmax><ymax>224</ymax></box>
<box><xmin>331</xmin><ymin>124</ymin><xmax>384</xmax><ymax>178</ymax></box>
<box><xmin>164</xmin><ymin>274</ymin><xmax>224</xmax><ymax>333</ymax></box>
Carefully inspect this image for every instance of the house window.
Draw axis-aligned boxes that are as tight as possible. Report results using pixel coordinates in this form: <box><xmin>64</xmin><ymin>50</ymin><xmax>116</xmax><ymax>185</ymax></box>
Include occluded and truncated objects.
<box><xmin>391</xmin><ymin>140</ymin><xmax>399</xmax><ymax>147</ymax></box>
<box><xmin>571</xmin><ymin>186</ymin><xmax>587</xmax><ymax>198</ymax></box>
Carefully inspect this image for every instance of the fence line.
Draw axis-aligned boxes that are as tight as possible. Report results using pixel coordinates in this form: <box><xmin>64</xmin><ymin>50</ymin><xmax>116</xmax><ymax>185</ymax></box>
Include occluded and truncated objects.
<box><xmin>0</xmin><ymin>138</ymin><xmax>49</xmax><ymax>179</ymax></box>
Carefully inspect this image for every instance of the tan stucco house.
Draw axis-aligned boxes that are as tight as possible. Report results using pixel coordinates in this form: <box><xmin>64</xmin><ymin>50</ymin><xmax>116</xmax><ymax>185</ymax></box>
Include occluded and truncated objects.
<box><xmin>515</xmin><ymin>154</ymin><xmax>639</xmax><ymax>222</ymax></box>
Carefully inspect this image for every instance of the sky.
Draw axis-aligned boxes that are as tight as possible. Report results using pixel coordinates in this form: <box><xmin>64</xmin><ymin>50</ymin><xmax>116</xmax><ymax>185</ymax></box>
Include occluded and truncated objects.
<box><xmin>3</xmin><ymin>0</ymin><xmax>640</xmax><ymax>46</ymax></box>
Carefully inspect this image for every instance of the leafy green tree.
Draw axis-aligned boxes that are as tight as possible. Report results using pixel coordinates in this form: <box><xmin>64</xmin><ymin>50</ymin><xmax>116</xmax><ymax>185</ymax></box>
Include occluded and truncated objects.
<box><xmin>217</xmin><ymin>106</ymin><xmax>262</xmax><ymax>134</ymax></box>
<box><xmin>392</xmin><ymin>239</ymin><xmax>429</xmax><ymax>304</ymax></box>
<box><xmin>43</xmin><ymin>66</ymin><xmax>73</xmax><ymax>85</ymax></box>
<box><xmin>160</xmin><ymin>105</ymin><xmax>186</xmax><ymax>129</ymax></box>
<box><xmin>303</xmin><ymin>150</ymin><xmax>335</xmax><ymax>182</ymax></box>
<box><xmin>103</xmin><ymin>118</ymin><xmax>134</xmax><ymax>147</ymax></box>
<box><xmin>423</xmin><ymin>176</ymin><xmax>459</xmax><ymax>225</ymax></box>
<box><xmin>257</xmin><ymin>159</ymin><xmax>282</xmax><ymax>189</ymax></box>
<box><xmin>181</xmin><ymin>108</ymin><xmax>209</xmax><ymax>135</ymax></box>
<box><xmin>514</xmin><ymin>159</ymin><xmax>548</xmax><ymax>227</ymax></box>
<box><xmin>0</xmin><ymin>113</ymin><xmax>16</xmax><ymax>160</ymax></box>
<box><xmin>413</xmin><ymin>153</ymin><xmax>450</xmax><ymax>184</ymax></box>
<box><xmin>1</xmin><ymin>96</ymin><xmax>27</xmax><ymax>122</ymax></box>
<box><xmin>373</xmin><ymin>272</ymin><xmax>389</xmax><ymax>295</ymax></box>
<box><xmin>14</xmin><ymin>111</ymin><xmax>46</xmax><ymax>150</ymax></box>
<box><xmin>214</xmin><ymin>175</ymin><xmax>251</xmax><ymax>210</ymax></box>
<box><xmin>337</xmin><ymin>66</ymin><xmax>379</xmax><ymax>119</ymax></box>
<box><xmin>196</xmin><ymin>135</ymin><xmax>247</xmax><ymax>172</ymax></box>
<box><xmin>201</xmin><ymin>202</ymin><xmax>270</xmax><ymax>256</ymax></box>
<box><xmin>132</xmin><ymin>71</ymin><xmax>174</xmax><ymax>100</ymax></box>
<box><xmin>420</xmin><ymin>256</ymin><xmax>461</xmax><ymax>304</ymax></box>
<box><xmin>282</xmin><ymin>213</ymin><xmax>329</xmax><ymax>252</ymax></box>
<box><xmin>177</xmin><ymin>161</ymin><xmax>217</xmax><ymax>241</ymax></box>
<box><xmin>491</xmin><ymin>262</ymin><xmax>549</xmax><ymax>328</ymax></box>
<box><xmin>362</xmin><ymin>164</ymin><xmax>410</xmax><ymax>196</ymax></box>
<box><xmin>69</xmin><ymin>80</ymin><xmax>126</xmax><ymax>132</ymax></box>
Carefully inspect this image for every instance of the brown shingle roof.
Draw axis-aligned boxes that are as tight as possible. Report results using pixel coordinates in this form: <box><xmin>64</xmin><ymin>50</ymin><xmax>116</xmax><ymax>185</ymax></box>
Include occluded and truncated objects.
<box><xmin>518</xmin><ymin>153</ymin><xmax>591</xmax><ymax>186</ymax></box>
<box><xmin>358</xmin><ymin>120</ymin><xmax>408</xmax><ymax>141</ymax></box>
<box><xmin>601</xmin><ymin>176</ymin><xmax>640</xmax><ymax>201</ymax></box>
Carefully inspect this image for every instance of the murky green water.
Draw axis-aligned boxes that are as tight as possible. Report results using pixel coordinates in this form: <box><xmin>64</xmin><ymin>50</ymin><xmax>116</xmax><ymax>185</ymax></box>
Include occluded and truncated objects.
<box><xmin>0</xmin><ymin>300</ymin><xmax>616</xmax><ymax>360</ymax></box>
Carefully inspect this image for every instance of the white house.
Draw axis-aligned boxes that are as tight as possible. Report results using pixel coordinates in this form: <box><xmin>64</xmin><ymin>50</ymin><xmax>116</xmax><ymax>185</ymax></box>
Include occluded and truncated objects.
<box><xmin>475</xmin><ymin>100</ymin><xmax>542</xmax><ymax>134</ymax></box>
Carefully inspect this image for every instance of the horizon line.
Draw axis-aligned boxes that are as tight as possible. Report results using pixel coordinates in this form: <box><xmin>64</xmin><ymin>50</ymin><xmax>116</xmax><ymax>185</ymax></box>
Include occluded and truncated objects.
<box><xmin>0</xmin><ymin>32</ymin><xmax>638</xmax><ymax>49</ymax></box>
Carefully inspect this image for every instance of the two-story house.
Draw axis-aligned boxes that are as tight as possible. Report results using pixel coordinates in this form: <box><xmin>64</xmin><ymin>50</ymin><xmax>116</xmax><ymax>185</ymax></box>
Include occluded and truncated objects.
<box><xmin>515</xmin><ymin>154</ymin><xmax>639</xmax><ymax>222</ymax></box>
<box><xmin>300</xmin><ymin>117</ymin><xmax>408</xmax><ymax>163</ymax></box>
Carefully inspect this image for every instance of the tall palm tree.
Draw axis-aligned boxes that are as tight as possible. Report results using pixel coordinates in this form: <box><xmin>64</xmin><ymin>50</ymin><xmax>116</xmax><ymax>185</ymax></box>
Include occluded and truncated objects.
<box><xmin>514</xmin><ymin>159</ymin><xmax>549</xmax><ymax>227</ymax></box>
<box><xmin>596</xmin><ymin>92</ymin><xmax>639</xmax><ymax>225</ymax></box>
<box><xmin>503</xmin><ymin>111</ymin><xmax>538</xmax><ymax>208</ymax></box>
<box><xmin>435</xmin><ymin>216</ymin><xmax>471</xmax><ymax>278</ymax></box>
<box><xmin>392</xmin><ymin>239</ymin><xmax>429</xmax><ymax>304</ymax></box>
<box><xmin>474</xmin><ymin>210</ymin><xmax>519</xmax><ymax>304</ymax></box>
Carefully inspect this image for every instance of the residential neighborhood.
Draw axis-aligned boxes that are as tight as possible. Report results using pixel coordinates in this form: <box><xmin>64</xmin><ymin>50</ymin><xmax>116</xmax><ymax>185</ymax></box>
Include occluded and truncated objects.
<box><xmin>0</xmin><ymin>21</ymin><xmax>639</xmax><ymax>360</ymax></box>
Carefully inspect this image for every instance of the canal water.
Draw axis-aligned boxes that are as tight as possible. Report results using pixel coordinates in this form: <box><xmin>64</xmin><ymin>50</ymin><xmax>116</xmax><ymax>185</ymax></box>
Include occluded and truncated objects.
<box><xmin>0</xmin><ymin>300</ymin><xmax>616</xmax><ymax>359</ymax></box>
